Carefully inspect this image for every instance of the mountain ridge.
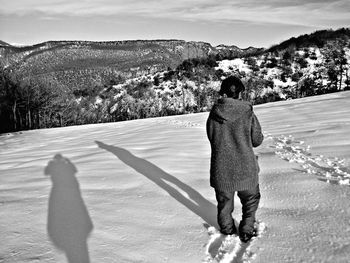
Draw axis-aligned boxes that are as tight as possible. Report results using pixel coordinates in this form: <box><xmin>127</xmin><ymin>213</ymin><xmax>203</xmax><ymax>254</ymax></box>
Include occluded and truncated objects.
<box><xmin>0</xmin><ymin>40</ymin><xmax>11</xmax><ymax>47</ymax></box>
<box><xmin>0</xmin><ymin>28</ymin><xmax>349</xmax><ymax>133</ymax></box>
<box><xmin>267</xmin><ymin>27</ymin><xmax>350</xmax><ymax>52</ymax></box>
<box><xmin>0</xmin><ymin>39</ymin><xmax>263</xmax><ymax>89</ymax></box>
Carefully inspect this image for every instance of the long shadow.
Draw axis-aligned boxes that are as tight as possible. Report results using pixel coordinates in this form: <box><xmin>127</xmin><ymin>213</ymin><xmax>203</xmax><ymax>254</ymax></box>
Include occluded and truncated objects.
<box><xmin>45</xmin><ymin>154</ymin><xmax>93</xmax><ymax>263</ymax></box>
<box><xmin>95</xmin><ymin>141</ymin><xmax>218</xmax><ymax>227</ymax></box>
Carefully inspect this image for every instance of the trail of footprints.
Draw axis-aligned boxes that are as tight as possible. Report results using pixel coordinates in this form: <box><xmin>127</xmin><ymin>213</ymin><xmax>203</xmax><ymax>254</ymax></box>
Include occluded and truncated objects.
<box><xmin>269</xmin><ymin>134</ymin><xmax>350</xmax><ymax>186</ymax></box>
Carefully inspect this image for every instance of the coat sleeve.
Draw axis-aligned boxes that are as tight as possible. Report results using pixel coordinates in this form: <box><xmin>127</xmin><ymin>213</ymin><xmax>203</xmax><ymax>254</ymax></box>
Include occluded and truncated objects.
<box><xmin>206</xmin><ymin>116</ymin><xmax>213</xmax><ymax>143</ymax></box>
<box><xmin>251</xmin><ymin>112</ymin><xmax>264</xmax><ymax>147</ymax></box>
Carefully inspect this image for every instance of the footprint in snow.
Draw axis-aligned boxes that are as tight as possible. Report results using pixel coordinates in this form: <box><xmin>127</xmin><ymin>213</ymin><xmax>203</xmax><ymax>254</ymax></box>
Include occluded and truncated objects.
<box><xmin>203</xmin><ymin>221</ymin><xmax>266</xmax><ymax>263</ymax></box>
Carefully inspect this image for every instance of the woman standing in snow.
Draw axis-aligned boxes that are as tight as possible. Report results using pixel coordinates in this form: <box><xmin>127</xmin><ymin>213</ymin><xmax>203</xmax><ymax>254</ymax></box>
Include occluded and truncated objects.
<box><xmin>206</xmin><ymin>75</ymin><xmax>264</xmax><ymax>242</ymax></box>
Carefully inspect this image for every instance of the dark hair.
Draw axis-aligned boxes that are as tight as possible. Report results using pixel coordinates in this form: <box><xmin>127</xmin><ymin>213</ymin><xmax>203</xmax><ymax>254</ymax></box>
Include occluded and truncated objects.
<box><xmin>219</xmin><ymin>76</ymin><xmax>245</xmax><ymax>98</ymax></box>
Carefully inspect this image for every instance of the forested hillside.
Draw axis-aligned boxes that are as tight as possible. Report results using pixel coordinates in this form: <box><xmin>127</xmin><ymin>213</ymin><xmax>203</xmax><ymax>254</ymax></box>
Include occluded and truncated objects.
<box><xmin>0</xmin><ymin>28</ymin><xmax>349</xmax><ymax>133</ymax></box>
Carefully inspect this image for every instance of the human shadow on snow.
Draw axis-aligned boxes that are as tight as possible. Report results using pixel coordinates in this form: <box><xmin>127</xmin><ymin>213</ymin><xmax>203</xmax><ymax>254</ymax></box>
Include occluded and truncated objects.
<box><xmin>45</xmin><ymin>154</ymin><xmax>93</xmax><ymax>263</ymax></box>
<box><xmin>95</xmin><ymin>141</ymin><xmax>218</xmax><ymax>227</ymax></box>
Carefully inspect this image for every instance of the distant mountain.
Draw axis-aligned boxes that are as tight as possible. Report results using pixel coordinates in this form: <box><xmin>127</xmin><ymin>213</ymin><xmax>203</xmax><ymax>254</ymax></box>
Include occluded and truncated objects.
<box><xmin>267</xmin><ymin>27</ymin><xmax>350</xmax><ymax>53</ymax></box>
<box><xmin>0</xmin><ymin>40</ymin><xmax>11</xmax><ymax>47</ymax></box>
<box><xmin>1</xmin><ymin>28</ymin><xmax>349</xmax><ymax>133</ymax></box>
<box><xmin>216</xmin><ymin>44</ymin><xmax>264</xmax><ymax>59</ymax></box>
<box><xmin>0</xmin><ymin>39</ymin><xmax>259</xmax><ymax>90</ymax></box>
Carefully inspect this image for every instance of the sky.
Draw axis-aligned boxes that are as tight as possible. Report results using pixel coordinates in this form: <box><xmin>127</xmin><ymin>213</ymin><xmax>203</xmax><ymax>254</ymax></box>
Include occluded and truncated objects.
<box><xmin>0</xmin><ymin>0</ymin><xmax>349</xmax><ymax>48</ymax></box>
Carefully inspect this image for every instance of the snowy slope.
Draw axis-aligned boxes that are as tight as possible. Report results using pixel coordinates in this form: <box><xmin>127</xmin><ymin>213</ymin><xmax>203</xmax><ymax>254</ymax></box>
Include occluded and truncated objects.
<box><xmin>1</xmin><ymin>91</ymin><xmax>350</xmax><ymax>263</ymax></box>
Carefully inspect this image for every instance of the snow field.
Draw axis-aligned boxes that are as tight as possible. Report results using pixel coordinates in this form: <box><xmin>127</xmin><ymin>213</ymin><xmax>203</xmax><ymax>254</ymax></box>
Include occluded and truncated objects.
<box><xmin>1</xmin><ymin>91</ymin><xmax>350</xmax><ymax>262</ymax></box>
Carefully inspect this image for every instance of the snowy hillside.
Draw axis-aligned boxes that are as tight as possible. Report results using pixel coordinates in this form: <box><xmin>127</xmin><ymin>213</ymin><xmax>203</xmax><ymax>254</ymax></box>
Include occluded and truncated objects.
<box><xmin>2</xmin><ymin>29</ymin><xmax>349</xmax><ymax>133</ymax></box>
<box><xmin>1</xmin><ymin>91</ymin><xmax>350</xmax><ymax>263</ymax></box>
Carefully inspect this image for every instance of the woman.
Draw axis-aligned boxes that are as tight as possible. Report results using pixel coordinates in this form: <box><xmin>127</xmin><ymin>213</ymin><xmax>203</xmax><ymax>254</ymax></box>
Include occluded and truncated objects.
<box><xmin>206</xmin><ymin>75</ymin><xmax>264</xmax><ymax>242</ymax></box>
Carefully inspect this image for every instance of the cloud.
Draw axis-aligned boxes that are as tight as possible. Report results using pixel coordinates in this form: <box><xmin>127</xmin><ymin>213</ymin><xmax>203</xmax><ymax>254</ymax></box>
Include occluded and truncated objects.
<box><xmin>0</xmin><ymin>0</ymin><xmax>349</xmax><ymax>28</ymax></box>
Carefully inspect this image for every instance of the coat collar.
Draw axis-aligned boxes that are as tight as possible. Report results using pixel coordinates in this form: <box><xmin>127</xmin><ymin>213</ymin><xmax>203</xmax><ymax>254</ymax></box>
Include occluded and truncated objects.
<box><xmin>217</xmin><ymin>98</ymin><xmax>242</xmax><ymax>105</ymax></box>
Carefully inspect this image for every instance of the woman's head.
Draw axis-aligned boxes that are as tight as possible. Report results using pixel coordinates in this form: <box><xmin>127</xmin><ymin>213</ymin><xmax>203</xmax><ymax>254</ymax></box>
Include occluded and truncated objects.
<box><xmin>219</xmin><ymin>76</ymin><xmax>245</xmax><ymax>99</ymax></box>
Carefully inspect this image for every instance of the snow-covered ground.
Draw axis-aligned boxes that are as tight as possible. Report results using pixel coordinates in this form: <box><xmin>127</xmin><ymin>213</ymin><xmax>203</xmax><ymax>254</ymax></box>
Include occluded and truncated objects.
<box><xmin>1</xmin><ymin>91</ymin><xmax>350</xmax><ymax>263</ymax></box>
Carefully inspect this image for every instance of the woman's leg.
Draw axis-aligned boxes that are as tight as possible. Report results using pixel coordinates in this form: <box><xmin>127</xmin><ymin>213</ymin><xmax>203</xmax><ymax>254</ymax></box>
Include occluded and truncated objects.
<box><xmin>215</xmin><ymin>189</ymin><xmax>237</xmax><ymax>235</ymax></box>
